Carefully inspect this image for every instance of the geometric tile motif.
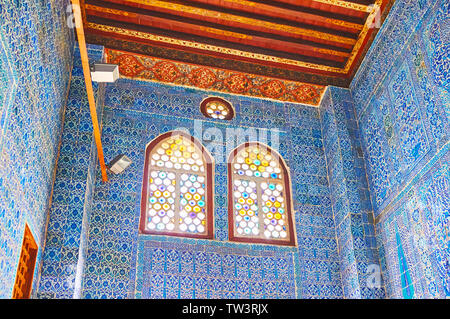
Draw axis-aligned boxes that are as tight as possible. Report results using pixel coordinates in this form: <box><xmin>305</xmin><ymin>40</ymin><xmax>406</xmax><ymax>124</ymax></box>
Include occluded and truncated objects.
<box><xmin>0</xmin><ymin>0</ymin><xmax>74</xmax><ymax>298</ymax></box>
<box><xmin>36</xmin><ymin>45</ymin><xmax>105</xmax><ymax>299</ymax></box>
<box><xmin>71</xmin><ymin>77</ymin><xmax>341</xmax><ymax>299</ymax></box>
<box><xmin>350</xmin><ymin>0</ymin><xmax>436</xmax><ymax>117</ymax></box>
<box><xmin>428</xmin><ymin>2</ymin><xmax>450</xmax><ymax>92</ymax></box>
<box><xmin>377</xmin><ymin>161</ymin><xmax>449</xmax><ymax>299</ymax></box>
<box><xmin>320</xmin><ymin>87</ymin><xmax>384</xmax><ymax>299</ymax></box>
<box><xmin>0</xmin><ymin>32</ymin><xmax>17</xmax><ymax>149</ymax></box>
<box><xmin>357</xmin><ymin>0</ymin><xmax>448</xmax><ymax>214</ymax></box>
<box><xmin>135</xmin><ymin>241</ymin><xmax>296</xmax><ymax>299</ymax></box>
<box><xmin>352</xmin><ymin>0</ymin><xmax>449</xmax><ymax>299</ymax></box>
<box><xmin>388</xmin><ymin>62</ymin><xmax>429</xmax><ymax>175</ymax></box>
<box><xmin>418</xmin><ymin>164</ymin><xmax>450</xmax><ymax>297</ymax></box>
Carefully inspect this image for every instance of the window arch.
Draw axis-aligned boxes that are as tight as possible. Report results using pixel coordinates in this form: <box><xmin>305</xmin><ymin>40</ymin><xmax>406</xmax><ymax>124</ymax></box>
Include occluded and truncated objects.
<box><xmin>140</xmin><ymin>131</ymin><xmax>214</xmax><ymax>239</ymax></box>
<box><xmin>228</xmin><ymin>142</ymin><xmax>295</xmax><ymax>246</ymax></box>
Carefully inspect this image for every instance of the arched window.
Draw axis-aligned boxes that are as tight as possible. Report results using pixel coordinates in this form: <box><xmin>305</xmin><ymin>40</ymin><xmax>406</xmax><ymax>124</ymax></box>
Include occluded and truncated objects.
<box><xmin>228</xmin><ymin>142</ymin><xmax>295</xmax><ymax>246</ymax></box>
<box><xmin>140</xmin><ymin>131</ymin><xmax>214</xmax><ymax>239</ymax></box>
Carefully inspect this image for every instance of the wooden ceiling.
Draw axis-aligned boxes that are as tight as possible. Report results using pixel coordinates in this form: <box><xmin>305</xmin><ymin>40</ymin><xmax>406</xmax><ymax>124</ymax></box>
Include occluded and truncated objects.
<box><xmin>82</xmin><ymin>0</ymin><xmax>393</xmax><ymax>87</ymax></box>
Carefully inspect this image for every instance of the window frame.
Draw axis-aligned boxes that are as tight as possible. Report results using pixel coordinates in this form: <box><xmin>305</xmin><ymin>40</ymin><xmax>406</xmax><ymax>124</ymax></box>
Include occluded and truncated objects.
<box><xmin>200</xmin><ymin>97</ymin><xmax>235</xmax><ymax>120</ymax></box>
<box><xmin>139</xmin><ymin>130</ymin><xmax>215</xmax><ymax>239</ymax></box>
<box><xmin>12</xmin><ymin>223</ymin><xmax>38</xmax><ymax>299</ymax></box>
<box><xmin>227</xmin><ymin>142</ymin><xmax>296</xmax><ymax>246</ymax></box>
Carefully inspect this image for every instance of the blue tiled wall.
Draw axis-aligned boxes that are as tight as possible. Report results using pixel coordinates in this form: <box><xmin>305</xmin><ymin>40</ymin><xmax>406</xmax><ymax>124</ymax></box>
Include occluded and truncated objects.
<box><xmin>36</xmin><ymin>45</ymin><xmax>105</xmax><ymax>299</ymax></box>
<box><xmin>2</xmin><ymin>0</ymin><xmax>448</xmax><ymax>300</ymax></box>
<box><xmin>320</xmin><ymin>87</ymin><xmax>384</xmax><ymax>299</ymax></box>
<box><xmin>0</xmin><ymin>0</ymin><xmax>74</xmax><ymax>298</ymax></box>
<box><xmin>350</xmin><ymin>0</ymin><xmax>449</xmax><ymax>298</ymax></box>
<box><xmin>79</xmin><ymin>79</ymin><xmax>343</xmax><ymax>299</ymax></box>
<box><xmin>375</xmin><ymin>157</ymin><xmax>449</xmax><ymax>298</ymax></box>
<box><xmin>36</xmin><ymin>57</ymin><xmax>344</xmax><ymax>298</ymax></box>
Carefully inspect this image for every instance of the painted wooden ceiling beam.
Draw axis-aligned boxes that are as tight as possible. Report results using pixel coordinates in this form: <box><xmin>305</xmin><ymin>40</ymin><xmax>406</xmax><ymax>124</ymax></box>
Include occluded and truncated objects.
<box><xmin>85</xmin><ymin>4</ymin><xmax>350</xmax><ymax>63</ymax></box>
<box><xmin>72</xmin><ymin>0</ymin><xmax>109</xmax><ymax>182</ymax></box>
<box><xmin>178</xmin><ymin>0</ymin><xmax>365</xmax><ymax>33</ymax></box>
<box><xmin>92</xmin><ymin>0</ymin><xmax>358</xmax><ymax>47</ymax></box>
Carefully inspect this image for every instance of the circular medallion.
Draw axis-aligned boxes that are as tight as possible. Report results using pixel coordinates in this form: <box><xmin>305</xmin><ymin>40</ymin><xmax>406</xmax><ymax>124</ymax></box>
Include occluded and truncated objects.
<box><xmin>200</xmin><ymin>97</ymin><xmax>234</xmax><ymax>120</ymax></box>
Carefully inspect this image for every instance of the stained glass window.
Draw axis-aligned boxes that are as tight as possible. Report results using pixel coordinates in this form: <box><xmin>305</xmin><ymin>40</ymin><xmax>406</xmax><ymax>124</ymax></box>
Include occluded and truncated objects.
<box><xmin>140</xmin><ymin>131</ymin><xmax>214</xmax><ymax>239</ymax></box>
<box><xmin>228</xmin><ymin>142</ymin><xmax>295</xmax><ymax>245</ymax></box>
<box><xmin>200</xmin><ymin>97</ymin><xmax>234</xmax><ymax>120</ymax></box>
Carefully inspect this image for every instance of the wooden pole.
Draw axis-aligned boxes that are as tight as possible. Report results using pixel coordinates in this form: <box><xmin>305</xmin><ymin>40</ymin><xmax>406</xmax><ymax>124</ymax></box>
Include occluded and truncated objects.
<box><xmin>71</xmin><ymin>0</ymin><xmax>108</xmax><ymax>182</ymax></box>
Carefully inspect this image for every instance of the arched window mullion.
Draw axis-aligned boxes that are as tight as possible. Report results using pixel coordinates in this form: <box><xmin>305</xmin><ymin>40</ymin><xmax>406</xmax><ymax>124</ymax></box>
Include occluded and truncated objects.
<box><xmin>148</xmin><ymin>165</ymin><xmax>207</xmax><ymax>176</ymax></box>
<box><xmin>174</xmin><ymin>171</ymin><xmax>181</xmax><ymax>233</ymax></box>
<box><xmin>256</xmin><ymin>181</ymin><xmax>264</xmax><ymax>238</ymax></box>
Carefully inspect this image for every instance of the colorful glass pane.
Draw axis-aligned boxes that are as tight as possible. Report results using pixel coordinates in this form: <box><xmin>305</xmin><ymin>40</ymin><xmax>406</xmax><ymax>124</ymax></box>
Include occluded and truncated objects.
<box><xmin>261</xmin><ymin>181</ymin><xmax>288</xmax><ymax>239</ymax></box>
<box><xmin>205</xmin><ymin>101</ymin><xmax>230</xmax><ymax>119</ymax></box>
<box><xmin>233</xmin><ymin>179</ymin><xmax>259</xmax><ymax>236</ymax></box>
<box><xmin>150</xmin><ymin>136</ymin><xmax>205</xmax><ymax>173</ymax></box>
<box><xmin>144</xmin><ymin>134</ymin><xmax>209</xmax><ymax>236</ymax></box>
<box><xmin>179</xmin><ymin>173</ymin><xmax>207</xmax><ymax>234</ymax></box>
<box><xmin>200</xmin><ymin>97</ymin><xmax>234</xmax><ymax>120</ymax></box>
<box><xmin>147</xmin><ymin>170</ymin><xmax>176</xmax><ymax>231</ymax></box>
<box><xmin>233</xmin><ymin>145</ymin><xmax>282</xmax><ymax>179</ymax></box>
<box><xmin>230</xmin><ymin>143</ymin><xmax>291</xmax><ymax>243</ymax></box>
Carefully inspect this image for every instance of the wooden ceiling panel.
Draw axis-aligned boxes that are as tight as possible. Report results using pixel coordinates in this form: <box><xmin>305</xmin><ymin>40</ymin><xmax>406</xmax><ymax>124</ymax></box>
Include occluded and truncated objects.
<box><xmin>82</xmin><ymin>0</ymin><xmax>394</xmax><ymax>87</ymax></box>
